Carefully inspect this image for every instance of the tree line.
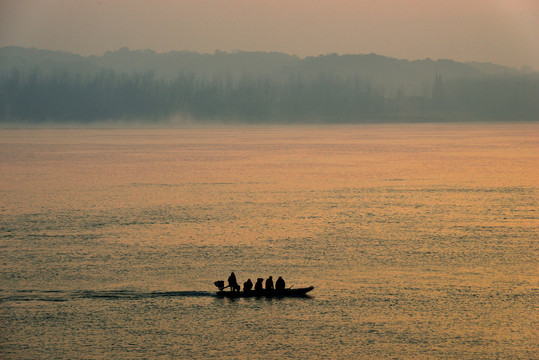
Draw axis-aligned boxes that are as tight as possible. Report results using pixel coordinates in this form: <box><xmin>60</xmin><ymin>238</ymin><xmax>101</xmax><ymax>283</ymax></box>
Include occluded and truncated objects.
<box><xmin>1</xmin><ymin>69</ymin><xmax>537</xmax><ymax>123</ymax></box>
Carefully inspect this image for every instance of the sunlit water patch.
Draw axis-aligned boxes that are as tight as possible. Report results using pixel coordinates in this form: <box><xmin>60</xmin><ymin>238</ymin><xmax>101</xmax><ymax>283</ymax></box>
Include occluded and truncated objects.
<box><xmin>0</xmin><ymin>124</ymin><xmax>537</xmax><ymax>359</ymax></box>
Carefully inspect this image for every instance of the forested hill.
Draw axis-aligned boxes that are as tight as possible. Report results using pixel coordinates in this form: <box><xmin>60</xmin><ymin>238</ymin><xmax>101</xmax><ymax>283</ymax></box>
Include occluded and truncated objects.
<box><xmin>0</xmin><ymin>46</ymin><xmax>528</xmax><ymax>96</ymax></box>
<box><xmin>1</xmin><ymin>47</ymin><xmax>538</xmax><ymax>124</ymax></box>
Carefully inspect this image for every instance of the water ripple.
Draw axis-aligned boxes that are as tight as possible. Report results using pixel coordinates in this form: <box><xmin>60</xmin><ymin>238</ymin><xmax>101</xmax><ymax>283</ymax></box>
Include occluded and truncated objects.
<box><xmin>0</xmin><ymin>289</ymin><xmax>216</xmax><ymax>303</ymax></box>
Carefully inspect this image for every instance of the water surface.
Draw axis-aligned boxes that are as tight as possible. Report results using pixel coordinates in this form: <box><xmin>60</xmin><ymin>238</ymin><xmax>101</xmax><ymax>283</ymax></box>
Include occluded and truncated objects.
<box><xmin>1</xmin><ymin>124</ymin><xmax>537</xmax><ymax>358</ymax></box>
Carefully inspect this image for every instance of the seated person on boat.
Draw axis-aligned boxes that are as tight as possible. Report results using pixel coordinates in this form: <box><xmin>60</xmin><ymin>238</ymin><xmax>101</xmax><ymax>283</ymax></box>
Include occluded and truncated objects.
<box><xmin>275</xmin><ymin>276</ymin><xmax>285</xmax><ymax>290</ymax></box>
<box><xmin>254</xmin><ymin>278</ymin><xmax>264</xmax><ymax>292</ymax></box>
<box><xmin>265</xmin><ymin>276</ymin><xmax>274</xmax><ymax>290</ymax></box>
<box><xmin>243</xmin><ymin>279</ymin><xmax>253</xmax><ymax>292</ymax></box>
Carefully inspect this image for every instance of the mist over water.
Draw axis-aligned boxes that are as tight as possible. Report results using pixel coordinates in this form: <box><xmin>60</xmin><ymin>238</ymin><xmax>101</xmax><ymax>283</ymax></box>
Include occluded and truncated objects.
<box><xmin>1</xmin><ymin>123</ymin><xmax>537</xmax><ymax>358</ymax></box>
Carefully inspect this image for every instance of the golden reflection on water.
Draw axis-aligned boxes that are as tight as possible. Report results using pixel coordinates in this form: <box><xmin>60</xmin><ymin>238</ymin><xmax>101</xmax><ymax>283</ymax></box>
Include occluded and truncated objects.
<box><xmin>1</xmin><ymin>124</ymin><xmax>536</xmax><ymax>245</ymax></box>
<box><xmin>0</xmin><ymin>123</ymin><xmax>537</xmax><ymax>358</ymax></box>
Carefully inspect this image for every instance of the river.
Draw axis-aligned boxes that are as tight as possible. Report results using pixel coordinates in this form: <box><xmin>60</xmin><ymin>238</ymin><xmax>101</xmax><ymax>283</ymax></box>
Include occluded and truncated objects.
<box><xmin>1</xmin><ymin>123</ymin><xmax>537</xmax><ymax>358</ymax></box>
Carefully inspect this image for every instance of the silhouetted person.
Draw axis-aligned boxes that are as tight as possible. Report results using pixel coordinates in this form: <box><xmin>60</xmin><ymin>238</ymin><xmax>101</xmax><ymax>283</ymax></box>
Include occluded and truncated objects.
<box><xmin>265</xmin><ymin>276</ymin><xmax>274</xmax><ymax>290</ymax></box>
<box><xmin>254</xmin><ymin>278</ymin><xmax>264</xmax><ymax>292</ymax></box>
<box><xmin>275</xmin><ymin>276</ymin><xmax>285</xmax><ymax>291</ymax></box>
<box><xmin>243</xmin><ymin>278</ymin><xmax>253</xmax><ymax>292</ymax></box>
<box><xmin>228</xmin><ymin>272</ymin><xmax>239</xmax><ymax>292</ymax></box>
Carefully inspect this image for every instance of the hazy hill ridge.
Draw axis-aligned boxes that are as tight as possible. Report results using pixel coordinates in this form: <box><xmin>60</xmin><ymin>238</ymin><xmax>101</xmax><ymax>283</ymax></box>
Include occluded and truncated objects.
<box><xmin>0</xmin><ymin>46</ymin><xmax>527</xmax><ymax>96</ymax></box>
<box><xmin>1</xmin><ymin>47</ymin><xmax>537</xmax><ymax>123</ymax></box>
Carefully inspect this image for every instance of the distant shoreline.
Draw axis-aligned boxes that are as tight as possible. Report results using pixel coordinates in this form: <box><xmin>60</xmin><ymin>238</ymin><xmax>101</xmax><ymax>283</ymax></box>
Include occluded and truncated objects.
<box><xmin>2</xmin><ymin>119</ymin><xmax>538</xmax><ymax>130</ymax></box>
<box><xmin>2</xmin><ymin>47</ymin><xmax>538</xmax><ymax>124</ymax></box>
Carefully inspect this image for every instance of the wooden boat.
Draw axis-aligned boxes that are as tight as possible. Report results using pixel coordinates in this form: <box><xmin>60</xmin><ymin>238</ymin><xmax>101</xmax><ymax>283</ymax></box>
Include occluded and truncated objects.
<box><xmin>216</xmin><ymin>286</ymin><xmax>314</xmax><ymax>298</ymax></box>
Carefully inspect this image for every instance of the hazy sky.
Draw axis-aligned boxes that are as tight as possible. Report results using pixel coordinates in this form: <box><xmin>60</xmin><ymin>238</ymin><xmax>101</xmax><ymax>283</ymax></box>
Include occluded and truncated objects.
<box><xmin>1</xmin><ymin>0</ymin><xmax>538</xmax><ymax>69</ymax></box>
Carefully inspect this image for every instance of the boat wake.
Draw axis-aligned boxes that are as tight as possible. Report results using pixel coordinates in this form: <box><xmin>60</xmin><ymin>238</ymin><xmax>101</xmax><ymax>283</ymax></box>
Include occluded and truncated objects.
<box><xmin>0</xmin><ymin>289</ymin><xmax>215</xmax><ymax>303</ymax></box>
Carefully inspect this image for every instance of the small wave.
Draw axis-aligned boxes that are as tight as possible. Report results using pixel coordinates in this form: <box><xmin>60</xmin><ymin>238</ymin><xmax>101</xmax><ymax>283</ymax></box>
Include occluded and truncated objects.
<box><xmin>149</xmin><ymin>291</ymin><xmax>215</xmax><ymax>298</ymax></box>
<box><xmin>0</xmin><ymin>289</ymin><xmax>215</xmax><ymax>303</ymax></box>
<box><xmin>0</xmin><ymin>292</ymin><xmax>69</xmax><ymax>303</ymax></box>
<box><xmin>73</xmin><ymin>290</ymin><xmax>215</xmax><ymax>299</ymax></box>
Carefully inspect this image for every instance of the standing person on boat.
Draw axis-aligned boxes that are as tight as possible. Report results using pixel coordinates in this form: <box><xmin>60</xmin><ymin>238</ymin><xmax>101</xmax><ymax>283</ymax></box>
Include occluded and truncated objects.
<box><xmin>243</xmin><ymin>278</ymin><xmax>253</xmax><ymax>292</ymax></box>
<box><xmin>275</xmin><ymin>276</ymin><xmax>285</xmax><ymax>291</ymax></box>
<box><xmin>254</xmin><ymin>278</ymin><xmax>264</xmax><ymax>292</ymax></box>
<box><xmin>228</xmin><ymin>272</ymin><xmax>239</xmax><ymax>292</ymax></box>
<box><xmin>265</xmin><ymin>276</ymin><xmax>274</xmax><ymax>290</ymax></box>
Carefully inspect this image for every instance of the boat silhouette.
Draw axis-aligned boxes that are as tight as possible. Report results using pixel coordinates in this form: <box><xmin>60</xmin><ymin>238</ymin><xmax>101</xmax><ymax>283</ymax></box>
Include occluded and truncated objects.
<box><xmin>214</xmin><ymin>280</ymin><xmax>314</xmax><ymax>298</ymax></box>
